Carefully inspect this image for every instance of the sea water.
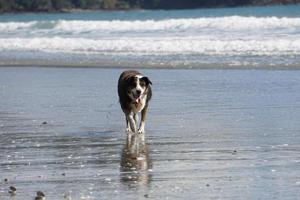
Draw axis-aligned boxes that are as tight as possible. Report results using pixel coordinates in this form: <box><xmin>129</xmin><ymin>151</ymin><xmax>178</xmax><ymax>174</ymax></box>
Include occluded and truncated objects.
<box><xmin>1</xmin><ymin>67</ymin><xmax>300</xmax><ymax>199</ymax></box>
<box><xmin>0</xmin><ymin>5</ymin><xmax>300</xmax><ymax>68</ymax></box>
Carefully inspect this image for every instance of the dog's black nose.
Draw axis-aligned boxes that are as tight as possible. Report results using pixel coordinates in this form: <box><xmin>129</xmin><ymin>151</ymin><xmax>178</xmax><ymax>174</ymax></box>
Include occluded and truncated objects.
<box><xmin>136</xmin><ymin>90</ymin><xmax>141</xmax><ymax>95</ymax></box>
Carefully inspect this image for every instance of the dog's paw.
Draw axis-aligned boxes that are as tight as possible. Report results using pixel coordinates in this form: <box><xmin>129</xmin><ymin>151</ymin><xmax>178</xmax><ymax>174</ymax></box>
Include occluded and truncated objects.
<box><xmin>126</xmin><ymin>127</ymin><xmax>132</xmax><ymax>133</ymax></box>
<box><xmin>137</xmin><ymin>128</ymin><xmax>145</xmax><ymax>134</ymax></box>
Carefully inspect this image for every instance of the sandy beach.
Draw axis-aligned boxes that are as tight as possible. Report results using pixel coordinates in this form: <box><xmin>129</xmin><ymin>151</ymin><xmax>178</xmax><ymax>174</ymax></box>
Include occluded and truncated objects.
<box><xmin>0</xmin><ymin>67</ymin><xmax>299</xmax><ymax>199</ymax></box>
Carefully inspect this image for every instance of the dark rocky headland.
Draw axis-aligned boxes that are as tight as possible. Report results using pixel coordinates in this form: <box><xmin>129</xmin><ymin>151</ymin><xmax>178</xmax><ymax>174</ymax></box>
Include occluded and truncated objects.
<box><xmin>0</xmin><ymin>0</ymin><xmax>300</xmax><ymax>13</ymax></box>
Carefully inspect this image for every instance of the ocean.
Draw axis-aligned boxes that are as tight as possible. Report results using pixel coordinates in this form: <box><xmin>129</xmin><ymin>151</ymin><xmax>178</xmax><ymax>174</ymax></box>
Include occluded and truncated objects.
<box><xmin>0</xmin><ymin>5</ymin><xmax>300</xmax><ymax>68</ymax></box>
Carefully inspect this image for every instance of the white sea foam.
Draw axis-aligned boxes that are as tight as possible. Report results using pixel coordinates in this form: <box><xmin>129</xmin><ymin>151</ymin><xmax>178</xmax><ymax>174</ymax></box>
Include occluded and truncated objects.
<box><xmin>1</xmin><ymin>15</ymin><xmax>300</xmax><ymax>67</ymax></box>
<box><xmin>1</xmin><ymin>37</ymin><xmax>299</xmax><ymax>56</ymax></box>
<box><xmin>0</xmin><ymin>16</ymin><xmax>300</xmax><ymax>34</ymax></box>
<box><xmin>58</xmin><ymin>16</ymin><xmax>300</xmax><ymax>32</ymax></box>
<box><xmin>0</xmin><ymin>21</ymin><xmax>35</xmax><ymax>31</ymax></box>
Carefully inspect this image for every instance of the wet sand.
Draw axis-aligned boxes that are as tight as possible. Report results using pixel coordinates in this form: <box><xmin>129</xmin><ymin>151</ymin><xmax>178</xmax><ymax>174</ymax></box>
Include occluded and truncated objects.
<box><xmin>0</xmin><ymin>67</ymin><xmax>300</xmax><ymax>199</ymax></box>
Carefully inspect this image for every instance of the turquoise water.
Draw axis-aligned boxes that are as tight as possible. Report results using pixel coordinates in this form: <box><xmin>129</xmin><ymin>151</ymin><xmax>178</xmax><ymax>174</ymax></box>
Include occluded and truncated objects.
<box><xmin>0</xmin><ymin>5</ymin><xmax>300</xmax><ymax>68</ymax></box>
<box><xmin>1</xmin><ymin>5</ymin><xmax>300</xmax><ymax>22</ymax></box>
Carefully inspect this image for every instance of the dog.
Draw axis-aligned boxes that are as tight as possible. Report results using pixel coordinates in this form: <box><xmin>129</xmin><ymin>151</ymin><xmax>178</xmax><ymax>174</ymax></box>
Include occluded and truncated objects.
<box><xmin>118</xmin><ymin>70</ymin><xmax>152</xmax><ymax>134</ymax></box>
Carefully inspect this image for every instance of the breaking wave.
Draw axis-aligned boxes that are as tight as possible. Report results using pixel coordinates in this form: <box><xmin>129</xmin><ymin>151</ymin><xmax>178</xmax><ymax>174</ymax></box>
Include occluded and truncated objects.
<box><xmin>0</xmin><ymin>16</ymin><xmax>300</xmax><ymax>34</ymax></box>
<box><xmin>1</xmin><ymin>37</ymin><xmax>300</xmax><ymax>56</ymax></box>
<box><xmin>1</xmin><ymin>14</ymin><xmax>300</xmax><ymax>68</ymax></box>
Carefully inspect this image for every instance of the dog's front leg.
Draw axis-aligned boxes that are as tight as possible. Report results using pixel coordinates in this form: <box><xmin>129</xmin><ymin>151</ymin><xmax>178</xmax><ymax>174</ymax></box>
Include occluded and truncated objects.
<box><xmin>126</xmin><ymin>113</ymin><xmax>137</xmax><ymax>133</ymax></box>
<box><xmin>134</xmin><ymin>113</ymin><xmax>139</xmax><ymax>126</ymax></box>
<box><xmin>138</xmin><ymin>105</ymin><xmax>148</xmax><ymax>134</ymax></box>
<box><xmin>125</xmin><ymin>116</ymin><xmax>132</xmax><ymax>133</ymax></box>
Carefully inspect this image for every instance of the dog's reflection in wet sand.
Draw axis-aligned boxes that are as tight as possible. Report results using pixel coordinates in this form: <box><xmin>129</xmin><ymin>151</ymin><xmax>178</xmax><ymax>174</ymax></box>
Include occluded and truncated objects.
<box><xmin>120</xmin><ymin>133</ymin><xmax>152</xmax><ymax>185</ymax></box>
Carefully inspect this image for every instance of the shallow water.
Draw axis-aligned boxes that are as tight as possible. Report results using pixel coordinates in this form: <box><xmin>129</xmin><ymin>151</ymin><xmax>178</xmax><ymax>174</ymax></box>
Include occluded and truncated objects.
<box><xmin>0</xmin><ymin>67</ymin><xmax>300</xmax><ymax>199</ymax></box>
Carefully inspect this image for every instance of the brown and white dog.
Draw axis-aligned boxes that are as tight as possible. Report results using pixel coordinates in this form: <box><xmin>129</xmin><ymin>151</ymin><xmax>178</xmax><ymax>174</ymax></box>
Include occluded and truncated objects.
<box><xmin>118</xmin><ymin>70</ymin><xmax>152</xmax><ymax>134</ymax></box>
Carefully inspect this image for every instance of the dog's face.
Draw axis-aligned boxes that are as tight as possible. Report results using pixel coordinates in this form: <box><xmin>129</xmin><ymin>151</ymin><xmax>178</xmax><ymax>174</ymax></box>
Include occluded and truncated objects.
<box><xmin>127</xmin><ymin>75</ymin><xmax>152</xmax><ymax>103</ymax></box>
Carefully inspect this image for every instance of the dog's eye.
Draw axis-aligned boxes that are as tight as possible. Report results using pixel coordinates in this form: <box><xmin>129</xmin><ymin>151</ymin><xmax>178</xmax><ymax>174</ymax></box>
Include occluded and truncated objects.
<box><xmin>140</xmin><ymin>81</ymin><xmax>146</xmax><ymax>87</ymax></box>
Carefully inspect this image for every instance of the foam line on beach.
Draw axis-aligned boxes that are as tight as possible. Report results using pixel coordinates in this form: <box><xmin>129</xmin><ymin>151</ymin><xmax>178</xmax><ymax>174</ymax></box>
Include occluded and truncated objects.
<box><xmin>1</xmin><ymin>37</ymin><xmax>299</xmax><ymax>56</ymax></box>
<box><xmin>1</xmin><ymin>16</ymin><xmax>300</xmax><ymax>34</ymax></box>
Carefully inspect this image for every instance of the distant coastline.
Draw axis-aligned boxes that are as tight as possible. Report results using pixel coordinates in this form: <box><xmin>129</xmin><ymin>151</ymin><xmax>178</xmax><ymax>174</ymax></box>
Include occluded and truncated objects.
<box><xmin>1</xmin><ymin>0</ymin><xmax>300</xmax><ymax>13</ymax></box>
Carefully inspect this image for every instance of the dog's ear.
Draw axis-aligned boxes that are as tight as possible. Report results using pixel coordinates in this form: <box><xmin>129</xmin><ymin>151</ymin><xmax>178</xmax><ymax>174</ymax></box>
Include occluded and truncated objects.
<box><xmin>141</xmin><ymin>76</ymin><xmax>152</xmax><ymax>85</ymax></box>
